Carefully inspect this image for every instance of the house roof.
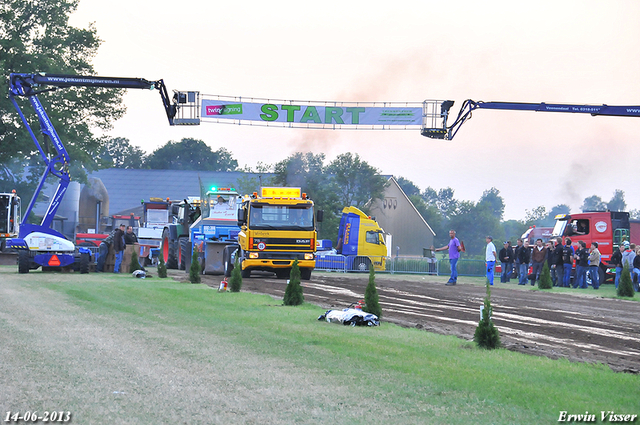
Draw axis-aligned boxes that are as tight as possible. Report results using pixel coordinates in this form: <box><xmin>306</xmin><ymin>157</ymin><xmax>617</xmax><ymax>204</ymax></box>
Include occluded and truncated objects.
<box><xmin>88</xmin><ymin>169</ymin><xmax>271</xmax><ymax>215</ymax></box>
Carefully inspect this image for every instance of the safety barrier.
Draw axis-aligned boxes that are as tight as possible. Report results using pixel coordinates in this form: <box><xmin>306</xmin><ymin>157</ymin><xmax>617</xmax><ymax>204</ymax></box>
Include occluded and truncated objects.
<box><xmin>315</xmin><ymin>254</ymin><xmax>487</xmax><ymax>277</ymax></box>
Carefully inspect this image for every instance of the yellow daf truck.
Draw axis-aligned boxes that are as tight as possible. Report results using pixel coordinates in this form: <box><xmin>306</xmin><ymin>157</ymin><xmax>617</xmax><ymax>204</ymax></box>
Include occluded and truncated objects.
<box><xmin>236</xmin><ymin>187</ymin><xmax>322</xmax><ymax>280</ymax></box>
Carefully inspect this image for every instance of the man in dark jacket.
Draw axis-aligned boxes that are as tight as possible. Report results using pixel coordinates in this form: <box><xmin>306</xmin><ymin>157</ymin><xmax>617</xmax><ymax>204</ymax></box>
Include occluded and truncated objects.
<box><xmin>562</xmin><ymin>237</ymin><xmax>575</xmax><ymax>287</ymax></box>
<box><xmin>610</xmin><ymin>246</ymin><xmax>623</xmax><ymax>289</ymax></box>
<box><xmin>574</xmin><ymin>241</ymin><xmax>589</xmax><ymax>289</ymax></box>
<box><xmin>96</xmin><ymin>228</ymin><xmax>118</xmax><ymax>272</ymax></box>
<box><xmin>113</xmin><ymin>224</ymin><xmax>126</xmax><ymax>273</ymax></box>
<box><xmin>552</xmin><ymin>238</ymin><xmax>564</xmax><ymax>286</ymax></box>
<box><xmin>518</xmin><ymin>240</ymin><xmax>532</xmax><ymax>285</ymax></box>
<box><xmin>124</xmin><ymin>225</ymin><xmax>138</xmax><ymax>245</ymax></box>
<box><xmin>498</xmin><ymin>241</ymin><xmax>513</xmax><ymax>283</ymax></box>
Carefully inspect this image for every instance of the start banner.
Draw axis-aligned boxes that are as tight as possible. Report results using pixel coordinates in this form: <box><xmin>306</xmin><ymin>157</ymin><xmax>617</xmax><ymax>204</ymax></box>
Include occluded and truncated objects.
<box><xmin>200</xmin><ymin>99</ymin><xmax>423</xmax><ymax>126</ymax></box>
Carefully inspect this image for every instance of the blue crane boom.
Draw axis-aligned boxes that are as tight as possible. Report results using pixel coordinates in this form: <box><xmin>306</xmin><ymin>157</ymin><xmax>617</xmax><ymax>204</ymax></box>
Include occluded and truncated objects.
<box><xmin>7</xmin><ymin>73</ymin><xmax>179</xmax><ymax>272</ymax></box>
<box><xmin>421</xmin><ymin>99</ymin><xmax>640</xmax><ymax>140</ymax></box>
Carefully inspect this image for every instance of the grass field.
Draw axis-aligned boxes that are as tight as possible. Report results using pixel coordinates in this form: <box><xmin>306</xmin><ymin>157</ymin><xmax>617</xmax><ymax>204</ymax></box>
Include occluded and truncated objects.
<box><xmin>0</xmin><ymin>266</ymin><xmax>637</xmax><ymax>424</ymax></box>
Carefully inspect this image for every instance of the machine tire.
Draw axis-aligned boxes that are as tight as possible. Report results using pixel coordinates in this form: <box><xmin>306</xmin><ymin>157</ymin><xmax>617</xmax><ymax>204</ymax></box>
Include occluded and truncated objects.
<box><xmin>241</xmin><ymin>267</ymin><xmax>251</xmax><ymax>278</ymax></box>
<box><xmin>18</xmin><ymin>250</ymin><xmax>30</xmax><ymax>274</ymax></box>
<box><xmin>300</xmin><ymin>268</ymin><xmax>312</xmax><ymax>280</ymax></box>
<box><xmin>80</xmin><ymin>252</ymin><xmax>90</xmax><ymax>274</ymax></box>
<box><xmin>223</xmin><ymin>245</ymin><xmax>237</xmax><ymax>278</ymax></box>
<box><xmin>162</xmin><ymin>228</ymin><xmax>178</xmax><ymax>269</ymax></box>
<box><xmin>275</xmin><ymin>268</ymin><xmax>291</xmax><ymax>279</ymax></box>
<box><xmin>353</xmin><ymin>257</ymin><xmax>371</xmax><ymax>272</ymax></box>
<box><xmin>178</xmin><ymin>237</ymin><xmax>188</xmax><ymax>270</ymax></box>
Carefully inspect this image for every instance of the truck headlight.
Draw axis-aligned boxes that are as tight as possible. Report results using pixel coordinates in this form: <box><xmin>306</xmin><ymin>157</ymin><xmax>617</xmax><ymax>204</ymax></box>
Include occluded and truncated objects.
<box><xmin>304</xmin><ymin>253</ymin><xmax>314</xmax><ymax>260</ymax></box>
<box><xmin>249</xmin><ymin>252</ymin><xmax>259</xmax><ymax>259</ymax></box>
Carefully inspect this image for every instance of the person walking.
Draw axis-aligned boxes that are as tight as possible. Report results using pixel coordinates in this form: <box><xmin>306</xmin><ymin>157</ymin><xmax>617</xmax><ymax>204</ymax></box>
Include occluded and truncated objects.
<box><xmin>113</xmin><ymin>224</ymin><xmax>126</xmax><ymax>273</ymax></box>
<box><xmin>433</xmin><ymin>230</ymin><xmax>462</xmax><ymax>286</ymax></box>
<box><xmin>485</xmin><ymin>236</ymin><xmax>497</xmax><ymax>285</ymax></box>
<box><xmin>498</xmin><ymin>241</ymin><xmax>513</xmax><ymax>283</ymax></box>
<box><xmin>530</xmin><ymin>238</ymin><xmax>547</xmax><ymax>285</ymax></box>
<box><xmin>588</xmin><ymin>242</ymin><xmax>601</xmax><ymax>290</ymax></box>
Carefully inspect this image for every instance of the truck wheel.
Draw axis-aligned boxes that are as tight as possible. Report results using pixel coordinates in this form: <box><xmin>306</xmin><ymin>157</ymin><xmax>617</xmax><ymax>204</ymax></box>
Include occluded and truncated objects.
<box><xmin>223</xmin><ymin>245</ymin><xmax>237</xmax><ymax>278</ymax></box>
<box><xmin>300</xmin><ymin>268</ymin><xmax>312</xmax><ymax>280</ymax></box>
<box><xmin>353</xmin><ymin>257</ymin><xmax>371</xmax><ymax>272</ymax></box>
<box><xmin>178</xmin><ymin>237</ymin><xmax>188</xmax><ymax>270</ymax></box>
<box><xmin>79</xmin><ymin>252</ymin><xmax>90</xmax><ymax>274</ymax></box>
<box><xmin>275</xmin><ymin>269</ymin><xmax>290</xmax><ymax>279</ymax></box>
<box><xmin>162</xmin><ymin>228</ymin><xmax>178</xmax><ymax>269</ymax></box>
<box><xmin>241</xmin><ymin>267</ymin><xmax>251</xmax><ymax>278</ymax></box>
<box><xmin>18</xmin><ymin>250</ymin><xmax>30</xmax><ymax>274</ymax></box>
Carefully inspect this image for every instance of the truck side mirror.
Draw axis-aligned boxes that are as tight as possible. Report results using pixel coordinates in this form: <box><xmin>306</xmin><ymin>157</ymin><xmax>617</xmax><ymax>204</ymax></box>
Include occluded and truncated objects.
<box><xmin>237</xmin><ymin>208</ymin><xmax>247</xmax><ymax>226</ymax></box>
<box><xmin>316</xmin><ymin>210</ymin><xmax>323</xmax><ymax>223</ymax></box>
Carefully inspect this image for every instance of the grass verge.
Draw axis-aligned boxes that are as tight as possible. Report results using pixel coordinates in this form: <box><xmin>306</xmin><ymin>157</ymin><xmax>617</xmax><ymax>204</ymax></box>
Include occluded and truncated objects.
<box><xmin>0</xmin><ymin>267</ymin><xmax>637</xmax><ymax>424</ymax></box>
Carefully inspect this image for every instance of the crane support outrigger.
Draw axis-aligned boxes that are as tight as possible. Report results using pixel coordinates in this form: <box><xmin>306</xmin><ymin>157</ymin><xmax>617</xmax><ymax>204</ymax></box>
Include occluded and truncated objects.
<box><xmin>7</xmin><ymin>73</ymin><xmax>180</xmax><ymax>273</ymax></box>
<box><xmin>421</xmin><ymin>99</ymin><xmax>640</xmax><ymax>140</ymax></box>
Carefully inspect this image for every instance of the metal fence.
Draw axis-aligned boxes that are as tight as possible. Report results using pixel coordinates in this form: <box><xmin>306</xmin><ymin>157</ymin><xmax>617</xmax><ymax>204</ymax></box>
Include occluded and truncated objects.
<box><xmin>315</xmin><ymin>254</ymin><xmax>487</xmax><ymax>277</ymax></box>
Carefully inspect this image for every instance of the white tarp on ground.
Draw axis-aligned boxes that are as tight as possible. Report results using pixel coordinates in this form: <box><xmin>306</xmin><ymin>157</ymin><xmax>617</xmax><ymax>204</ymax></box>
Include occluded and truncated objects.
<box><xmin>318</xmin><ymin>308</ymin><xmax>380</xmax><ymax>327</ymax></box>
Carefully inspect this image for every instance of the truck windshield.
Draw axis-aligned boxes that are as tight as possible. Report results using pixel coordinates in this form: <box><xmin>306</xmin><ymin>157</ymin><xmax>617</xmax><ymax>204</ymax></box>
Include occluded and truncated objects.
<box><xmin>551</xmin><ymin>219</ymin><xmax>567</xmax><ymax>238</ymax></box>
<box><xmin>0</xmin><ymin>195</ymin><xmax>9</xmax><ymax>233</ymax></box>
<box><xmin>205</xmin><ymin>193</ymin><xmax>239</xmax><ymax>222</ymax></box>
<box><xmin>249</xmin><ymin>205</ymin><xmax>313</xmax><ymax>230</ymax></box>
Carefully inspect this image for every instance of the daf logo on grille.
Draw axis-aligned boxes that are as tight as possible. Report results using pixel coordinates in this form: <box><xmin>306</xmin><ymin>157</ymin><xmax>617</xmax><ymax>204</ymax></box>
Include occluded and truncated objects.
<box><xmin>297</xmin><ymin>239</ymin><xmax>310</xmax><ymax>244</ymax></box>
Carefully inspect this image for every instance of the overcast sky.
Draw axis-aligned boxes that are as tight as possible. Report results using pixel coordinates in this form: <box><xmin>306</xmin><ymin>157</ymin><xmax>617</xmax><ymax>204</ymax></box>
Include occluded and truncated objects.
<box><xmin>69</xmin><ymin>0</ymin><xmax>640</xmax><ymax>220</ymax></box>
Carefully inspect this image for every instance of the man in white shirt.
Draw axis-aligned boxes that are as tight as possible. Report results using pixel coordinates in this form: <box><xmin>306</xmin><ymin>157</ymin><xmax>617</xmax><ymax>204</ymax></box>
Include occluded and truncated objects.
<box><xmin>485</xmin><ymin>236</ymin><xmax>497</xmax><ymax>285</ymax></box>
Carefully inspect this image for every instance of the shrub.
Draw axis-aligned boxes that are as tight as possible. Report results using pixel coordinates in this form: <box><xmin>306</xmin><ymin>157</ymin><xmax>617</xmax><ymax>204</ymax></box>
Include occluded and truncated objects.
<box><xmin>229</xmin><ymin>255</ymin><xmax>242</xmax><ymax>292</ymax></box>
<box><xmin>538</xmin><ymin>262</ymin><xmax>553</xmax><ymax>289</ymax></box>
<box><xmin>283</xmin><ymin>260</ymin><xmax>304</xmax><ymax>306</ymax></box>
<box><xmin>157</xmin><ymin>254</ymin><xmax>167</xmax><ymax>278</ymax></box>
<box><xmin>189</xmin><ymin>244</ymin><xmax>201</xmax><ymax>284</ymax></box>
<box><xmin>617</xmin><ymin>264</ymin><xmax>634</xmax><ymax>297</ymax></box>
<box><xmin>362</xmin><ymin>264</ymin><xmax>382</xmax><ymax>318</ymax></box>
<box><xmin>128</xmin><ymin>249</ymin><xmax>142</xmax><ymax>274</ymax></box>
<box><xmin>474</xmin><ymin>280</ymin><xmax>501</xmax><ymax>349</ymax></box>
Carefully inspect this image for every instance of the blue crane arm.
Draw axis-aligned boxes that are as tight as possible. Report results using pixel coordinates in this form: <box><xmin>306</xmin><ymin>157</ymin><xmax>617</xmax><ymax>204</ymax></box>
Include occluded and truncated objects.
<box><xmin>422</xmin><ymin>99</ymin><xmax>640</xmax><ymax>140</ymax></box>
<box><xmin>8</xmin><ymin>73</ymin><xmax>178</xmax><ymax>233</ymax></box>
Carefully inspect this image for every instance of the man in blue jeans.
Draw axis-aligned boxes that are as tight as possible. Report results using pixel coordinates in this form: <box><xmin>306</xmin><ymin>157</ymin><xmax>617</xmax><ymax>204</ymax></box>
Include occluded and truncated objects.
<box><xmin>113</xmin><ymin>224</ymin><xmax>126</xmax><ymax>273</ymax></box>
<box><xmin>562</xmin><ymin>237</ymin><xmax>575</xmax><ymax>287</ymax></box>
<box><xmin>485</xmin><ymin>236</ymin><xmax>497</xmax><ymax>285</ymax></box>
<box><xmin>433</xmin><ymin>229</ymin><xmax>462</xmax><ymax>286</ymax></box>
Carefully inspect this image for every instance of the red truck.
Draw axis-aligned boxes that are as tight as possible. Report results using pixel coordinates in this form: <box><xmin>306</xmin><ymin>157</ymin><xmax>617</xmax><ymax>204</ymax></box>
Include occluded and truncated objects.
<box><xmin>551</xmin><ymin>211</ymin><xmax>638</xmax><ymax>283</ymax></box>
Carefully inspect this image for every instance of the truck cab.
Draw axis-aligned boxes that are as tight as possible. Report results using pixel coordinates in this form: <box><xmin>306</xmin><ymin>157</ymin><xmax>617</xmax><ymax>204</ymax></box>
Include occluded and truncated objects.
<box><xmin>236</xmin><ymin>187</ymin><xmax>320</xmax><ymax>280</ymax></box>
<box><xmin>335</xmin><ymin>206</ymin><xmax>387</xmax><ymax>271</ymax></box>
<box><xmin>0</xmin><ymin>191</ymin><xmax>21</xmax><ymax>249</ymax></box>
<box><xmin>551</xmin><ymin>211</ymin><xmax>631</xmax><ymax>282</ymax></box>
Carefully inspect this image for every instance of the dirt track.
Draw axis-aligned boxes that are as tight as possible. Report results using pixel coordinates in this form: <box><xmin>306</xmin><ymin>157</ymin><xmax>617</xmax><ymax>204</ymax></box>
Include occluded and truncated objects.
<box><xmin>201</xmin><ymin>272</ymin><xmax>640</xmax><ymax>374</ymax></box>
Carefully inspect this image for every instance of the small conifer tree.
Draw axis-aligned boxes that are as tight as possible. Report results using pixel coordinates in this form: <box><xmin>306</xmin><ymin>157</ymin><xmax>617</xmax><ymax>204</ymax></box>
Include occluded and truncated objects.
<box><xmin>474</xmin><ymin>279</ymin><xmax>501</xmax><ymax>349</ymax></box>
<box><xmin>189</xmin><ymin>245</ymin><xmax>201</xmax><ymax>283</ymax></box>
<box><xmin>229</xmin><ymin>255</ymin><xmax>242</xmax><ymax>292</ymax></box>
<box><xmin>157</xmin><ymin>254</ymin><xmax>167</xmax><ymax>278</ymax></box>
<box><xmin>617</xmin><ymin>264</ymin><xmax>635</xmax><ymax>297</ymax></box>
<box><xmin>283</xmin><ymin>260</ymin><xmax>304</xmax><ymax>306</ymax></box>
<box><xmin>128</xmin><ymin>249</ymin><xmax>141</xmax><ymax>274</ymax></box>
<box><xmin>362</xmin><ymin>264</ymin><xmax>382</xmax><ymax>318</ymax></box>
<box><xmin>538</xmin><ymin>262</ymin><xmax>553</xmax><ymax>289</ymax></box>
